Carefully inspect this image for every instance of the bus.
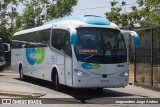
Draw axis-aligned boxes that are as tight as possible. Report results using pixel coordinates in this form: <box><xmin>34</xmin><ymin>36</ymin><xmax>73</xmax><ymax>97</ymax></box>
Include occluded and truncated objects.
<box><xmin>0</xmin><ymin>38</ymin><xmax>10</xmax><ymax>72</ymax></box>
<box><xmin>11</xmin><ymin>15</ymin><xmax>139</xmax><ymax>91</ymax></box>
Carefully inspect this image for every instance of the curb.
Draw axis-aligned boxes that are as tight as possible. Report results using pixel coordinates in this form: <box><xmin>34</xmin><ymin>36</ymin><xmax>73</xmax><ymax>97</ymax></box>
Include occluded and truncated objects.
<box><xmin>0</xmin><ymin>90</ymin><xmax>46</xmax><ymax>98</ymax></box>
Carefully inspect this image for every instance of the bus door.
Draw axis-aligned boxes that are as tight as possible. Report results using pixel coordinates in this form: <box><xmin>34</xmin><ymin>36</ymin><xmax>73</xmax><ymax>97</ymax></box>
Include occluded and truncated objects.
<box><xmin>64</xmin><ymin>33</ymin><xmax>73</xmax><ymax>87</ymax></box>
<box><xmin>51</xmin><ymin>29</ymin><xmax>66</xmax><ymax>84</ymax></box>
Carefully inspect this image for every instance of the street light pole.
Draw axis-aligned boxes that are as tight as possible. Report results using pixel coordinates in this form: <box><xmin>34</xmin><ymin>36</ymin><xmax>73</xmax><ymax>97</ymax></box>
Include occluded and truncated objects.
<box><xmin>122</xmin><ymin>0</ymin><xmax>126</xmax><ymax>14</ymax></box>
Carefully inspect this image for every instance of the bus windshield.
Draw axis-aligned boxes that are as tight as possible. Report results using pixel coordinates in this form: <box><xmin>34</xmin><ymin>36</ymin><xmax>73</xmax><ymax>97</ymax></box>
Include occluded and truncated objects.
<box><xmin>75</xmin><ymin>27</ymin><xmax>127</xmax><ymax>64</ymax></box>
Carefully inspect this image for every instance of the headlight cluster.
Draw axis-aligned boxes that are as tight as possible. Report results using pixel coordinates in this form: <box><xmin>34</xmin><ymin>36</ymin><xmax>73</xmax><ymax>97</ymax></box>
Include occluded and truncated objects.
<box><xmin>74</xmin><ymin>69</ymin><xmax>89</xmax><ymax>77</ymax></box>
<box><xmin>119</xmin><ymin>71</ymin><xmax>129</xmax><ymax>77</ymax></box>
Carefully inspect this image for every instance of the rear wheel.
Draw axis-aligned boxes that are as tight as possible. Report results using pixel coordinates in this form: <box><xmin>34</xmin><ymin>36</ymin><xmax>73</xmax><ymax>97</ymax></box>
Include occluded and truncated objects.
<box><xmin>19</xmin><ymin>67</ymin><xmax>25</xmax><ymax>80</ymax></box>
<box><xmin>55</xmin><ymin>72</ymin><xmax>62</xmax><ymax>91</ymax></box>
<box><xmin>97</xmin><ymin>88</ymin><xmax>103</xmax><ymax>92</ymax></box>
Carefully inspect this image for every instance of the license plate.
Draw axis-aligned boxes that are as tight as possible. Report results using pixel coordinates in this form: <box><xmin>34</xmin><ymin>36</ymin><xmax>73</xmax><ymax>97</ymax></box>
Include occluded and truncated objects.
<box><xmin>101</xmin><ymin>80</ymin><xmax>109</xmax><ymax>83</ymax></box>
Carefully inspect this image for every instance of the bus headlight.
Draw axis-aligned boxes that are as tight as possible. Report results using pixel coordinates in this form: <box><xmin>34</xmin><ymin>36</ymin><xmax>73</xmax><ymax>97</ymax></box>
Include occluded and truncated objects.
<box><xmin>119</xmin><ymin>71</ymin><xmax>129</xmax><ymax>77</ymax></box>
<box><xmin>74</xmin><ymin>69</ymin><xmax>89</xmax><ymax>77</ymax></box>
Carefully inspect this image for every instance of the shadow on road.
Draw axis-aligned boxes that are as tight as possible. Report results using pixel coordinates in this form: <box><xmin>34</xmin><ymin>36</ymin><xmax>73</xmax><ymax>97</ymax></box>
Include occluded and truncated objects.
<box><xmin>14</xmin><ymin>77</ymin><xmax>137</xmax><ymax>103</ymax></box>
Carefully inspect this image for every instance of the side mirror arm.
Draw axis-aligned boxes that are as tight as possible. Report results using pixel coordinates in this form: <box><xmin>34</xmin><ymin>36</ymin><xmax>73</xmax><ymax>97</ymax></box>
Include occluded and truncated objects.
<box><xmin>121</xmin><ymin>30</ymin><xmax>139</xmax><ymax>47</ymax></box>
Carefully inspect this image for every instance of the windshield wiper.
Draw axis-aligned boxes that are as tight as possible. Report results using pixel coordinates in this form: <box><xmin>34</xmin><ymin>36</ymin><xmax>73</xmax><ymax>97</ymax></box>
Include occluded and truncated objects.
<box><xmin>80</xmin><ymin>54</ymin><xmax>97</xmax><ymax>62</ymax></box>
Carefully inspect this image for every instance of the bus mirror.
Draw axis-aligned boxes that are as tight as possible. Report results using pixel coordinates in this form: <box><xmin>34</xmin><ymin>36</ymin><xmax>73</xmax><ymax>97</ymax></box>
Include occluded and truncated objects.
<box><xmin>130</xmin><ymin>31</ymin><xmax>139</xmax><ymax>47</ymax></box>
<box><xmin>70</xmin><ymin>28</ymin><xmax>77</xmax><ymax>46</ymax></box>
<box><xmin>3</xmin><ymin>43</ymin><xmax>10</xmax><ymax>52</ymax></box>
<box><xmin>121</xmin><ymin>30</ymin><xmax>139</xmax><ymax>47</ymax></box>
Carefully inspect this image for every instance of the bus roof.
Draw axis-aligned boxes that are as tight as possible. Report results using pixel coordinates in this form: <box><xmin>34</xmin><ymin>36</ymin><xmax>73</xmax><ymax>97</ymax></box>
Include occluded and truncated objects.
<box><xmin>14</xmin><ymin>15</ymin><xmax>119</xmax><ymax>36</ymax></box>
<box><xmin>13</xmin><ymin>24</ymin><xmax>53</xmax><ymax>36</ymax></box>
<box><xmin>44</xmin><ymin>15</ymin><xmax>111</xmax><ymax>25</ymax></box>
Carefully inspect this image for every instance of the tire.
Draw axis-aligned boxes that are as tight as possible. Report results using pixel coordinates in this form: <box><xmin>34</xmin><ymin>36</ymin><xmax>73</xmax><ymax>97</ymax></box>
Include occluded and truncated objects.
<box><xmin>19</xmin><ymin>67</ymin><xmax>25</xmax><ymax>80</ymax></box>
<box><xmin>55</xmin><ymin>72</ymin><xmax>62</xmax><ymax>91</ymax></box>
<box><xmin>97</xmin><ymin>88</ymin><xmax>103</xmax><ymax>92</ymax></box>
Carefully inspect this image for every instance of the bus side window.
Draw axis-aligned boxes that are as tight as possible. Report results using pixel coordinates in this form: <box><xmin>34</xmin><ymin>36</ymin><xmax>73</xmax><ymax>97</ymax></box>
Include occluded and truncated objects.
<box><xmin>65</xmin><ymin>32</ymin><xmax>72</xmax><ymax>57</ymax></box>
<box><xmin>52</xmin><ymin>29</ymin><xmax>65</xmax><ymax>52</ymax></box>
<box><xmin>39</xmin><ymin>29</ymin><xmax>50</xmax><ymax>47</ymax></box>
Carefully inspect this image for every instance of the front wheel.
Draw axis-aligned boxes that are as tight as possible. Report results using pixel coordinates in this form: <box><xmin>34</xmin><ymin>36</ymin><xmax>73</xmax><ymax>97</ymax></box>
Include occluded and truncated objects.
<box><xmin>97</xmin><ymin>88</ymin><xmax>103</xmax><ymax>92</ymax></box>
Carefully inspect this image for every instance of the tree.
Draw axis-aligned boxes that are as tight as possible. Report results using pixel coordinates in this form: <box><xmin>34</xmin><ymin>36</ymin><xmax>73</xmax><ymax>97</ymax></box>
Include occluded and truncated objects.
<box><xmin>127</xmin><ymin>6</ymin><xmax>141</xmax><ymax>29</ymax></box>
<box><xmin>105</xmin><ymin>0</ymin><xmax>132</xmax><ymax>29</ymax></box>
<box><xmin>105</xmin><ymin>1</ymin><xmax>121</xmax><ymax>25</ymax></box>
<box><xmin>137</xmin><ymin>0</ymin><xmax>160</xmax><ymax>27</ymax></box>
<box><xmin>105</xmin><ymin>0</ymin><xmax>160</xmax><ymax>29</ymax></box>
<box><xmin>0</xmin><ymin>0</ymin><xmax>20</xmax><ymax>43</ymax></box>
<box><xmin>47</xmin><ymin>0</ymin><xmax>77</xmax><ymax>18</ymax></box>
<box><xmin>0</xmin><ymin>0</ymin><xmax>77</xmax><ymax>42</ymax></box>
<box><xmin>16</xmin><ymin>0</ymin><xmax>77</xmax><ymax>29</ymax></box>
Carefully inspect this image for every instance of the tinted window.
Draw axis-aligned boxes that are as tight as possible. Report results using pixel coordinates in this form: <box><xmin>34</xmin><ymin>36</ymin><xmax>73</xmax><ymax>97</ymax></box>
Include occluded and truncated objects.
<box><xmin>75</xmin><ymin>27</ymin><xmax>127</xmax><ymax>64</ymax></box>
<box><xmin>52</xmin><ymin>29</ymin><xmax>65</xmax><ymax>51</ymax></box>
<box><xmin>52</xmin><ymin>29</ymin><xmax>72</xmax><ymax>57</ymax></box>
<box><xmin>12</xmin><ymin>29</ymin><xmax>51</xmax><ymax>48</ymax></box>
<box><xmin>65</xmin><ymin>32</ymin><xmax>72</xmax><ymax>57</ymax></box>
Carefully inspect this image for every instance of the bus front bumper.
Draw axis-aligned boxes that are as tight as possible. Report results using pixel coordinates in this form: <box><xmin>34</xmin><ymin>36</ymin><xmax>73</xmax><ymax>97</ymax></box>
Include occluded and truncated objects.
<box><xmin>73</xmin><ymin>77</ymin><xmax>128</xmax><ymax>88</ymax></box>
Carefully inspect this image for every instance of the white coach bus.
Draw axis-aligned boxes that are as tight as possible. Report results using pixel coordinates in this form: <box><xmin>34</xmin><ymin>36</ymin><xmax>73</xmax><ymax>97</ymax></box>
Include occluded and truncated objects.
<box><xmin>11</xmin><ymin>15</ymin><xmax>139</xmax><ymax>91</ymax></box>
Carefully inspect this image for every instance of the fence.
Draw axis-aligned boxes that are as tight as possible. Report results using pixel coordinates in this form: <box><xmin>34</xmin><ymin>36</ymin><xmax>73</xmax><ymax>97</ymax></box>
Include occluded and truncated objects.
<box><xmin>129</xmin><ymin>26</ymin><xmax>160</xmax><ymax>88</ymax></box>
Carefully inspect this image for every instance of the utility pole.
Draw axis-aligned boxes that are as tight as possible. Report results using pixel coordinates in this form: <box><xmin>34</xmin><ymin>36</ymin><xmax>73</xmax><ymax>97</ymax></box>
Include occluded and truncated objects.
<box><xmin>0</xmin><ymin>1</ymin><xmax>1</xmax><ymax>11</ymax></box>
<box><xmin>11</xmin><ymin>7</ymin><xmax>16</xmax><ymax>31</ymax></box>
<box><xmin>122</xmin><ymin>0</ymin><xmax>126</xmax><ymax>14</ymax></box>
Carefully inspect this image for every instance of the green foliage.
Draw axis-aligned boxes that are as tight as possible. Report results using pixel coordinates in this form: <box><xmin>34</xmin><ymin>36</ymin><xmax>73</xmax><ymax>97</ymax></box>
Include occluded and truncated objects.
<box><xmin>15</xmin><ymin>0</ymin><xmax>77</xmax><ymax>29</ymax></box>
<box><xmin>0</xmin><ymin>0</ymin><xmax>78</xmax><ymax>43</ymax></box>
<box><xmin>140</xmin><ymin>75</ymin><xmax>145</xmax><ymax>82</ymax></box>
<box><xmin>0</xmin><ymin>0</ymin><xmax>19</xmax><ymax>43</ymax></box>
<box><xmin>0</xmin><ymin>27</ymin><xmax>13</xmax><ymax>43</ymax></box>
<box><xmin>47</xmin><ymin>0</ymin><xmax>77</xmax><ymax>18</ymax></box>
<box><xmin>105</xmin><ymin>0</ymin><xmax>160</xmax><ymax>29</ymax></box>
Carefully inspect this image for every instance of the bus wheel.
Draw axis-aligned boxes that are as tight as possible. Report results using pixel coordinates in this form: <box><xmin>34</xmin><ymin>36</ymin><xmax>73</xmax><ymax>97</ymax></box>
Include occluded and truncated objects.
<box><xmin>55</xmin><ymin>73</ymin><xmax>61</xmax><ymax>91</ymax></box>
<box><xmin>19</xmin><ymin>67</ymin><xmax>25</xmax><ymax>80</ymax></box>
<box><xmin>97</xmin><ymin>88</ymin><xmax>103</xmax><ymax>92</ymax></box>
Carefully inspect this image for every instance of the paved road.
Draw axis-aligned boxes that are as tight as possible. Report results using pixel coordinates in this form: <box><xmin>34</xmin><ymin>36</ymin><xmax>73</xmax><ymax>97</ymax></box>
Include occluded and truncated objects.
<box><xmin>0</xmin><ymin>72</ymin><xmax>160</xmax><ymax>107</ymax></box>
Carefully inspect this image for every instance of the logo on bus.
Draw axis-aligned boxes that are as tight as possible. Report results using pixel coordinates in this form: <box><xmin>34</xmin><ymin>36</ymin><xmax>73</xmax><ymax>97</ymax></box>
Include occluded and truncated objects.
<box><xmin>81</xmin><ymin>63</ymin><xmax>101</xmax><ymax>69</ymax></box>
<box><xmin>26</xmin><ymin>48</ymin><xmax>45</xmax><ymax>65</ymax></box>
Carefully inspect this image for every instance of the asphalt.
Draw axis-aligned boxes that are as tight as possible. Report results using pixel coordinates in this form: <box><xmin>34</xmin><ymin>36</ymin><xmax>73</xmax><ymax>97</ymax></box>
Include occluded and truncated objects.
<box><xmin>0</xmin><ymin>69</ymin><xmax>136</xmax><ymax>98</ymax></box>
<box><xmin>0</xmin><ymin>70</ymin><xmax>46</xmax><ymax>98</ymax></box>
<box><xmin>0</xmin><ymin>69</ymin><xmax>143</xmax><ymax>98</ymax></box>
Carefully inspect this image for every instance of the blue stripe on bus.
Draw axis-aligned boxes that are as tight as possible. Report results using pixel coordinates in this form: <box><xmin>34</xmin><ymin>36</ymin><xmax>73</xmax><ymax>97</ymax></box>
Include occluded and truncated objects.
<box><xmin>131</xmin><ymin>31</ymin><xmax>139</xmax><ymax>46</ymax></box>
<box><xmin>44</xmin><ymin>15</ymin><xmax>111</xmax><ymax>26</ymax></box>
<box><xmin>70</xmin><ymin>29</ymin><xmax>77</xmax><ymax>45</ymax></box>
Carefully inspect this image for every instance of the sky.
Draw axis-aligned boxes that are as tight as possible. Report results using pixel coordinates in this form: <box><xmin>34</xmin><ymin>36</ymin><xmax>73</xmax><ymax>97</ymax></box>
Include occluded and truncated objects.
<box><xmin>16</xmin><ymin>0</ymin><xmax>138</xmax><ymax>18</ymax></box>
<box><xmin>71</xmin><ymin>0</ymin><xmax>138</xmax><ymax>17</ymax></box>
